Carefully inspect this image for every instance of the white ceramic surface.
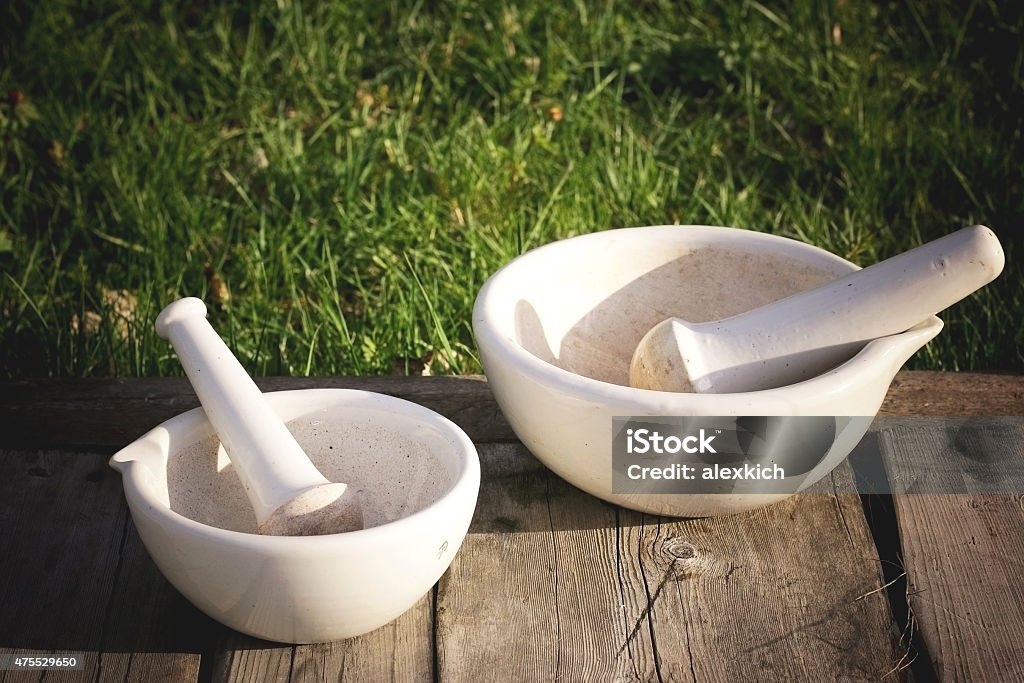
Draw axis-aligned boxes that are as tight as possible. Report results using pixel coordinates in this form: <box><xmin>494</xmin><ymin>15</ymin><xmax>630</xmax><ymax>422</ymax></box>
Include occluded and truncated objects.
<box><xmin>473</xmin><ymin>225</ymin><xmax>943</xmax><ymax>517</ymax></box>
<box><xmin>110</xmin><ymin>389</ymin><xmax>480</xmax><ymax>643</ymax></box>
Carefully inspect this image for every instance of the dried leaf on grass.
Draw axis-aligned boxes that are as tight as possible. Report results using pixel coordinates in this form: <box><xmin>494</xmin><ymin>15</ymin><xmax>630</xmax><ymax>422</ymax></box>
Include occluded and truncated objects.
<box><xmin>70</xmin><ymin>289</ymin><xmax>137</xmax><ymax>340</ymax></box>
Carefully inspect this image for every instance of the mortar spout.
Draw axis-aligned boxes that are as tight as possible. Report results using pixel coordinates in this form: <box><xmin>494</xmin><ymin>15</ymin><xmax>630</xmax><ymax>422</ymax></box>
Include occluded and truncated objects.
<box><xmin>875</xmin><ymin>317</ymin><xmax>944</xmax><ymax>379</ymax></box>
<box><xmin>110</xmin><ymin>425</ymin><xmax>171</xmax><ymax>477</ymax></box>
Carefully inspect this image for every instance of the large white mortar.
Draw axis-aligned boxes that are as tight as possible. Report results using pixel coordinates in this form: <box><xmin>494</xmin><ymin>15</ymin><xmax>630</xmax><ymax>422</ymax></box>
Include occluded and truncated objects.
<box><xmin>473</xmin><ymin>225</ymin><xmax>941</xmax><ymax>516</ymax></box>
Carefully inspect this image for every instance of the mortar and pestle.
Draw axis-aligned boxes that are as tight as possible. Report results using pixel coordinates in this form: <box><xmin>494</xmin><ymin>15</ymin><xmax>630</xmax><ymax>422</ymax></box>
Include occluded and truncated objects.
<box><xmin>474</xmin><ymin>224</ymin><xmax>1004</xmax><ymax>516</ymax></box>
<box><xmin>111</xmin><ymin>299</ymin><xmax>480</xmax><ymax>643</ymax></box>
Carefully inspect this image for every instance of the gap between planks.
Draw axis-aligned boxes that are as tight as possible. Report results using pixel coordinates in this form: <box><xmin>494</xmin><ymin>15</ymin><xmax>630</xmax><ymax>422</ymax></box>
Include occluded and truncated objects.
<box><xmin>877</xmin><ymin>419</ymin><xmax>1024</xmax><ymax>680</ymax></box>
<box><xmin>433</xmin><ymin>442</ymin><xmax>901</xmax><ymax>682</ymax></box>
<box><xmin>0</xmin><ymin>449</ymin><xmax>212</xmax><ymax>683</ymax></box>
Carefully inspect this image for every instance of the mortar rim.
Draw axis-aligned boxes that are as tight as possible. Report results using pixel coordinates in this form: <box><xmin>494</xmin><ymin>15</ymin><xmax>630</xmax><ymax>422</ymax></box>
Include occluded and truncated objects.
<box><xmin>112</xmin><ymin>388</ymin><xmax>481</xmax><ymax>550</ymax></box>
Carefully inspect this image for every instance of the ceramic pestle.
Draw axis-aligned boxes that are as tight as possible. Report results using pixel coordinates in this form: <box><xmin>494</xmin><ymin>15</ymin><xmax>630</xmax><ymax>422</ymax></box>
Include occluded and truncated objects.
<box><xmin>155</xmin><ymin>297</ymin><xmax>363</xmax><ymax>535</ymax></box>
<box><xmin>629</xmin><ymin>225</ymin><xmax>1005</xmax><ymax>393</ymax></box>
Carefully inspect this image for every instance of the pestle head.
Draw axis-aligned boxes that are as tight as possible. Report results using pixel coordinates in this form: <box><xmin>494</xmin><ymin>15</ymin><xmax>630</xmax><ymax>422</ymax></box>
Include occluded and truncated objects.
<box><xmin>257</xmin><ymin>483</ymin><xmax>364</xmax><ymax>536</ymax></box>
<box><xmin>629</xmin><ymin>318</ymin><xmax>699</xmax><ymax>393</ymax></box>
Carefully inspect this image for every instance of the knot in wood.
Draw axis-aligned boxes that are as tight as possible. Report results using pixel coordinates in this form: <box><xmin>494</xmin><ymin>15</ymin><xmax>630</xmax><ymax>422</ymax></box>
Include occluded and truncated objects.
<box><xmin>663</xmin><ymin>539</ymin><xmax>697</xmax><ymax>561</ymax></box>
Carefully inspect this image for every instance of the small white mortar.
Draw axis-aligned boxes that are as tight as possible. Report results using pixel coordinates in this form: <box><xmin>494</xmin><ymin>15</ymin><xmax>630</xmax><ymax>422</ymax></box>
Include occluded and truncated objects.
<box><xmin>473</xmin><ymin>225</ymin><xmax>942</xmax><ymax>516</ymax></box>
<box><xmin>110</xmin><ymin>389</ymin><xmax>480</xmax><ymax>643</ymax></box>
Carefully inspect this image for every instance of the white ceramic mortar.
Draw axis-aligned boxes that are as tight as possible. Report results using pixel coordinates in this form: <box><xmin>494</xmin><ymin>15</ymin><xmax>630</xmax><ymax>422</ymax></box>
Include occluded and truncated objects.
<box><xmin>110</xmin><ymin>389</ymin><xmax>480</xmax><ymax>643</ymax></box>
<box><xmin>473</xmin><ymin>225</ymin><xmax>942</xmax><ymax>516</ymax></box>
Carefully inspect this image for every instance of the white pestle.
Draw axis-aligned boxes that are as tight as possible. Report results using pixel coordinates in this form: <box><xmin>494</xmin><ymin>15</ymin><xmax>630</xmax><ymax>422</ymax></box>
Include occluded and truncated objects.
<box><xmin>629</xmin><ymin>225</ymin><xmax>1005</xmax><ymax>394</ymax></box>
<box><xmin>155</xmin><ymin>297</ymin><xmax>363</xmax><ymax>535</ymax></box>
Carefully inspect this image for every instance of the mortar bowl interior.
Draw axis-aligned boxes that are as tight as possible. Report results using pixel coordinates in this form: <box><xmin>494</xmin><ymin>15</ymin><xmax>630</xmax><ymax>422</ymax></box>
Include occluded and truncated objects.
<box><xmin>110</xmin><ymin>389</ymin><xmax>480</xmax><ymax>643</ymax></box>
<box><xmin>473</xmin><ymin>225</ymin><xmax>942</xmax><ymax>516</ymax></box>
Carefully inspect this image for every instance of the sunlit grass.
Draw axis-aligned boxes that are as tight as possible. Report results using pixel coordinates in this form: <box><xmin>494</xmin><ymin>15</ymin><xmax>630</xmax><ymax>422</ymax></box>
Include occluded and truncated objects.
<box><xmin>1</xmin><ymin>0</ymin><xmax>1020</xmax><ymax>378</ymax></box>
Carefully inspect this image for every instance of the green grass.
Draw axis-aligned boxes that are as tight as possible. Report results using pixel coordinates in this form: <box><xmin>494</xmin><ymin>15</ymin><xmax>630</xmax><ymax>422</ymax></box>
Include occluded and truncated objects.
<box><xmin>1</xmin><ymin>0</ymin><xmax>1021</xmax><ymax>378</ymax></box>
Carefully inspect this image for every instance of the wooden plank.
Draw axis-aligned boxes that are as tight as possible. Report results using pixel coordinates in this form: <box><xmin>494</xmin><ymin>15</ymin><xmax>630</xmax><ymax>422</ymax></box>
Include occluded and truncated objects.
<box><xmin>542</xmin><ymin>477</ymin><xmax>652</xmax><ymax>682</ymax></box>
<box><xmin>881</xmin><ymin>420</ymin><xmax>1024</xmax><ymax>680</ymax></box>
<box><xmin>879</xmin><ymin>372</ymin><xmax>1023</xmax><ymax>417</ymax></box>
<box><xmin>614</xmin><ymin>510</ymin><xmax>662</xmax><ymax>682</ymax></box>
<box><xmin>0</xmin><ymin>375</ymin><xmax>513</xmax><ymax>450</ymax></box>
<box><xmin>291</xmin><ymin>597</ymin><xmax>432</xmax><ymax>683</ymax></box>
<box><xmin>622</xmin><ymin>465</ymin><xmax>903</xmax><ymax>681</ymax></box>
<box><xmin>1</xmin><ymin>372</ymin><xmax>1021</xmax><ymax>452</ymax></box>
<box><xmin>0</xmin><ymin>450</ymin><xmax>121</xmax><ymax>682</ymax></box>
<box><xmin>436</xmin><ymin>442</ymin><xmax>561</xmax><ymax>680</ymax></box>
<box><xmin>211</xmin><ymin>589</ymin><xmax>433</xmax><ymax>682</ymax></box>
<box><xmin>0</xmin><ymin>449</ymin><xmax>203</xmax><ymax>683</ymax></box>
<box><xmin>436</xmin><ymin>444</ymin><xmax>901</xmax><ymax>681</ymax></box>
<box><xmin>210</xmin><ymin>634</ymin><xmax>291</xmax><ymax>683</ymax></box>
<box><xmin>93</xmin><ymin>516</ymin><xmax>215</xmax><ymax>682</ymax></box>
<box><xmin>437</xmin><ymin>441</ymin><xmax>663</xmax><ymax>680</ymax></box>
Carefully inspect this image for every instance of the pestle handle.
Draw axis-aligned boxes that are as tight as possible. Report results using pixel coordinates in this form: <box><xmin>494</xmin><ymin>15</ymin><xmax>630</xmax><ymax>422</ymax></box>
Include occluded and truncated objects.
<box><xmin>713</xmin><ymin>223</ymin><xmax>1003</xmax><ymax>342</ymax></box>
<box><xmin>155</xmin><ymin>298</ymin><xmax>332</xmax><ymax>524</ymax></box>
<box><xmin>634</xmin><ymin>225</ymin><xmax>1005</xmax><ymax>393</ymax></box>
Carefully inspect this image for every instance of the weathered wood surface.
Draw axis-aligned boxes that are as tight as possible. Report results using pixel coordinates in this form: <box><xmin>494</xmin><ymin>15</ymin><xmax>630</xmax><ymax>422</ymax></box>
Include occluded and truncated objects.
<box><xmin>211</xmin><ymin>595</ymin><xmax>434</xmax><ymax>683</ymax></box>
<box><xmin>880</xmin><ymin>420</ymin><xmax>1024</xmax><ymax>681</ymax></box>
<box><xmin>0</xmin><ymin>373</ymin><xmax>1021</xmax><ymax>682</ymax></box>
<box><xmin>436</xmin><ymin>443</ymin><xmax>901</xmax><ymax>682</ymax></box>
<box><xmin>0</xmin><ymin>450</ymin><xmax>209</xmax><ymax>683</ymax></box>
<box><xmin>0</xmin><ymin>375</ymin><xmax>511</xmax><ymax>450</ymax></box>
<box><xmin>879</xmin><ymin>372</ymin><xmax>1023</xmax><ymax>417</ymax></box>
<box><xmin>1</xmin><ymin>371</ymin><xmax>1020</xmax><ymax>451</ymax></box>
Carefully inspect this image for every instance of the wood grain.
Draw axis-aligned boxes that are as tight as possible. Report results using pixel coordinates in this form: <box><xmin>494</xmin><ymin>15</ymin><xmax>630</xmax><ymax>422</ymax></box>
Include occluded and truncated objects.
<box><xmin>292</xmin><ymin>597</ymin><xmax>432</xmax><ymax>683</ymax></box>
<box><xmin>881</xmin><ymin>420</ymin><xmax>1024</xmax><ymax>680</ymax></box>
<box><xmin>93</xmin><ymin>517</ymin><xmax>215</xmax><ymax>683</ymax></box>
<box><xmin>211</xmin><ymin>589</ymin><xmax>433</xmax><ymax>682</ymax></box>
<box><xmin>210</xmin><ymin>634</ymin><xmax>291</xmax><ymax>683</ymax></box>
<box><xmin>879</xmin><ymin>372</ymin><xmax>1023</xmax><ymax>417</ymax></box>
<box><xmin>543</xmin><ymin>476</ymin><xmax>647</xmax><ymax>682</ymax></box>
<box><xmin>0</xmin><ymin>450</ymin><xmax>205</xmax><ymax>683</ymax></box>
<box><xmin>623</xmin><ymin>465</ymin><xmax>903</xmax><ymax>681</ymax></box>
<box><xmin>436</xmin><ymin>445</ymin><xmax>901</xmax><ymax>682</ymax></box>
<box><xmin>436</xmin><ymin>442</ymin><xmax>561</xmax><ymax>680</ymax></box>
